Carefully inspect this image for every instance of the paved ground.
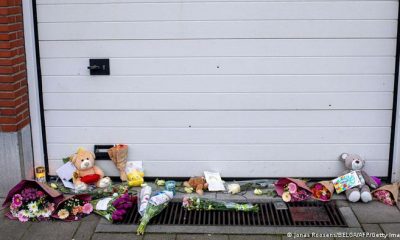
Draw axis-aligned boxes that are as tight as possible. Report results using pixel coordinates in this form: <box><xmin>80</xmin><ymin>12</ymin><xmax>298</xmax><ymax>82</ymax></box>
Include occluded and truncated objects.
<box><xmin>2</xmin><ymin>194</ymin><xmax>400</xmax><ymax>240</ymax></box>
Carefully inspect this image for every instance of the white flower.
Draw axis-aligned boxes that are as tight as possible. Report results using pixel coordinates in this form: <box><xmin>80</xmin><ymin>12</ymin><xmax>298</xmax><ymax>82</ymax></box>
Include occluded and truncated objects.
<box><xmin>11</xmin><ymin>209</ymin><xmax>18</xmax><ymax>218</ymax></box>
<box><xmin>19</xmin><ymin>210</ymin><xmax>30</xmax><ymax>218</ymax></box>
<box><xmin>228</xmin><ymin>183</ymin><xmax>241</xmax><ymax>194</ymax></box>
<box><xmin>28</xmin><ymin>202</ymin><xmax>39</xmax><ymax>213</ymax></box>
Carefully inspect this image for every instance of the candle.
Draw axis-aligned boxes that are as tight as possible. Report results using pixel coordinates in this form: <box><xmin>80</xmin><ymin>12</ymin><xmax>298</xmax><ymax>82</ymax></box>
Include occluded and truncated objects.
<box><xmin>35</xmin><ymin>166</ymin><xmax>46</xmax><ymax>182</ymax></box>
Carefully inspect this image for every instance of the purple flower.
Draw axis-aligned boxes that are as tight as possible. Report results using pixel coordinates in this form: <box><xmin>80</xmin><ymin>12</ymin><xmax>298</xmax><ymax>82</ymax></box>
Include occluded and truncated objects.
<box><xmin>17</xmin><ymin>212</ymin><xmax>29</xmax><ymax>222</ymax></box>
<box><xmin>12</xmin><ymin>194</ymin><xmax>23</xmax><ymax>207</ymax></box>
<box><xmin>21</xmin><ymin>188</ymin><xmax>38</xmax><ymax>202</ymax></box>
<box><xmin>111</xmin><ymin>209</ymin><xmax>127</xmax><ymax>221</ymax></box>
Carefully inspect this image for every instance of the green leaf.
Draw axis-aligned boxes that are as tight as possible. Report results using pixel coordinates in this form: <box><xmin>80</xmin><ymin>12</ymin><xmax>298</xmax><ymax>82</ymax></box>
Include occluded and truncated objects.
<box><xmin>62</xmin><ymin>157</ymin><xmax>70</xmax><ymax>164</ymax></box>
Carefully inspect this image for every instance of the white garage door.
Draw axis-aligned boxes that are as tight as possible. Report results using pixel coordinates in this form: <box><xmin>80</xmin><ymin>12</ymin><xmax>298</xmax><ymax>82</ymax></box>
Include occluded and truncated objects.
<box><xmin>36</xmin><ymin>0</ymin><xmax>397</xmax><ymax>178</ymax></box>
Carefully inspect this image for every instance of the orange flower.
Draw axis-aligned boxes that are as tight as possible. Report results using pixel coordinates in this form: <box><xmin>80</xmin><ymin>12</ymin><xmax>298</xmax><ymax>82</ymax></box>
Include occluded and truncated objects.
<box><xmin>72</xmin><ymin>206</ymin><xmax>83</xmax><ymax>215</ymax></box>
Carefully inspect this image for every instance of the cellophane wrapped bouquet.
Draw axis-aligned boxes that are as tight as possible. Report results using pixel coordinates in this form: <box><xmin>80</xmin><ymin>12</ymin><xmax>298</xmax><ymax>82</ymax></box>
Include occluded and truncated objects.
<box><xmin>310</xmin><ymin>181</ymin><xmax>334</xmax><ymax>202</ymax></box>
<box><xmin>91</xmin><ymin>193</ymin><xmax>136</xmax><ymax>222</ymax></box>
<box><xmin>8</xmin><ymin>187</ymin><xmax>55</xmax><ymax>222</ymax></box>
<box><xmin>372</xmin><ymin>183</ymin><xmax>399</xmax><ymax>206</ymax></box>
<box><xmin>2</xmin><ymin>180</ymin><xmax>63</xmax><ymax>222</ymax></box>
<box><xmin>52</xmin><ymin>194</ymin><xmax>93</xmax><ymax>221</ymax></box>
<box><xmin>182</xmin><ymin>196</ymin><xmax>259</xmax><ymax>212</ymax></box>
<box><xmin>137</xmin><ymin>190</ymin><xmax>173</xmax><ymax>235</ymax></box>
<box><xmin>275</xmin><ymin>178</ymin><xmax>312</xmax><ymax>202</ymax></box>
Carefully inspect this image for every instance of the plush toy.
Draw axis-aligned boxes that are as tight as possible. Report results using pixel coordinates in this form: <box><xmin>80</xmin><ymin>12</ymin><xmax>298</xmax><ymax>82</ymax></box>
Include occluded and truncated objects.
<box><xmin>71</xmin><ymin>148</ymin><xmax>112</xmax><ymax>191</ymax></box>
<box><xmin>339</xmin><ymin>153</ymin><xmax>378</xmax><ymax>203</ymax></box>
<box><xmin>127</xmin><ymin>169</ymin><xmax>144</xmax><ymax>187</ymax></box>
<box><xmin>183</xmin><ymin>177</ymin><xmax>208</xmax><ymax>195</ymax></box>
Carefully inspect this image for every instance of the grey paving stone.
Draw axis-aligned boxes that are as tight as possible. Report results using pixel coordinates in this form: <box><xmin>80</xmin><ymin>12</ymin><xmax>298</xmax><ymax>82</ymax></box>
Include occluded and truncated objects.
<box><xmin>20</xmin><ymin>221</ymin><xmax>79</xmax><ymax>240</ymax></box>
<box><xmin>73</xmin><ymin>214</ymin><xmax>100</xmax><ymax>240</ymax></box>
<box><xmin>144</xmin><ymin>233</ymin><xmax>176</xmax><ymax>240</ymax></box>
<box><xmin>177</xmin><ymin>234</ymin><xmax>228</xmax><ymax>240</ymax></box>
<box><xmin>380</xmin><ymin>224</ymin><xmax>400</xmax><ymax>240</ymax></box>
<box><xmin>91</xmin><ymin>233</ymin><xmax>143</xmax><ymax>240</ymax></box>
<box><xmin>335</xmin><ymin>200</ymin><xmax>349</xmax><ymax>208</ymax></box>
<box><xmin>339</xmin><ymin>207</ymin><xmax>361</xmax><ymax>228</ymax></box>
<box><xmin>0</xmin><ymin>209</ymin><xmax>32</xmax><ymax>240</ymax></box>
<box><xmin>230</xmin><ymin>235</ymin><xmax>281</xmax><ymax>240</ymax></box>
<box><xmin>216</xmin><ymin>191</ymin><xmax>276</xmax><ymax>203</ymax></box>
<box><xmin>362</xmin><ymin>224</ymin><xmax>383</xmax><ymax>234</ymax></box>
<box><xmin>351</xmin><ymin>202</ymin><xmax>400</xmax><ymax>224</ymax></box>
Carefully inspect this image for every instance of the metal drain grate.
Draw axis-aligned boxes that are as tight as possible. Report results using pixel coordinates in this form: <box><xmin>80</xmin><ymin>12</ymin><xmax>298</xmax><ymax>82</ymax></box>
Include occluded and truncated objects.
<box><xmin>118</xmin><ymin>201</ymin><xmax>347</xmax><ymax>227</ymax></box>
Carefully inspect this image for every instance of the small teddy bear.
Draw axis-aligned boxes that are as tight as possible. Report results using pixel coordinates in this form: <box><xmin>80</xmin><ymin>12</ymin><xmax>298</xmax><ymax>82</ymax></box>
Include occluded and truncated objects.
<box><xmin>183</xmin><ymin>177</ymin><xmax>208</xmax><ymax>195</ymax></box>
<box><xmin>339</xmin><ymin>153</ymin><xmax>378</xmax><ymax>203</ymax></box>
<box><xmin>71</xmin><ymin>148</ymin><xmax>112</xmax><ymax>191</ymax></box>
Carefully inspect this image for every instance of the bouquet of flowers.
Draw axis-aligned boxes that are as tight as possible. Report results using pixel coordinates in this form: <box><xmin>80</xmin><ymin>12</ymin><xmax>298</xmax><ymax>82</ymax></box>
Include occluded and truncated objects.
<box><xmin>137</xmin><ymin>190</ymin><xmax>173</xmax><ymax>235</ymax></box>
<box><xmin>310</xmin><ymin>181</ymin><xmax>334</xmax><ymax>202</ymax></box>
<box><xmin>275</xmin><ymin>178</ymin><xmax>312</xmax><ymax>202</ymax></box>
<box><xmin>49</xmin><ymin>181</ymin><xmax>130</xmax><ymax>200</ymax></box>
<box><xmin>52</xmin><ymin>194</ymin><xmax>93</xmax><ymax>221</ymax></box>
<box><xmin>108</xmin><ymin>144</ymin><xmax>129</xmax><ymax>181</ymax></box>
<box><xmin>372</xmin><ymin>183</ymin><xmax>399</xmax><ymax>206</ymax></box>
<box><xmin>91</xmin><ymin>193</ymin><xmax>136</xmax><ymax>222</ymax></box>
<box><xmin>182</xmin><ymin>196</ymin><xmax>259</xmax><ymax>212</ymax></box>
<box><xmin>2</xmin><ymin>180</ymin><xmax>63</xmax><ymax>222</ymax></box>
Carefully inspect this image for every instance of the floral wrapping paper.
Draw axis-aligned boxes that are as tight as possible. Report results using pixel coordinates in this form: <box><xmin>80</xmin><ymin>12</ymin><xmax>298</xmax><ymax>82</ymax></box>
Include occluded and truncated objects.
<box><xmin>311</xmin><ymin>181</ymin><xmax>334</xmax><ymax>202</ymax></box>
<box><xmin>2</xmin><ymin>180</ymin><xmax>64</xmax><ymax>221</ymax></box>
<box><xmin>372</xmin><ymin>183</ymin><xmax>399</xmax><ymax>206</ymax></box>
<box><xmin>51</xmin><ymin>194</ymin><xmax>92</xmax><ymax>221</ymax></box>
<box><xmin>275</xmin><ymin>178</ymin><xmax>312</xmax><ymax>202</ymax></box>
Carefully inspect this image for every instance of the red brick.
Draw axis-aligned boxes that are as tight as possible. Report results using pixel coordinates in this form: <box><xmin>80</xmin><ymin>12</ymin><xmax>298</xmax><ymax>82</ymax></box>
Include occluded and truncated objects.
<box><xmin>15</xmin><ymin>101</ymin><xmax>28</xmax><ymax>113</ymax></box>
<box><xmin>16</xmin><ymin>116</ymin><xmax>29</xmax><ymax>129</ymax></box>
<box><xmin>0</xmin><ymin>0</ymin><xmax>28</xmax><ymax>132</ymax></box>
<box><xmin>0</xmin><ymin>55</ymin><xmax>23</xmax><ymax>65</ymax></box>
<box><xmin>0</xmin><ymin>99</ymin><xmax>16</xmax><ymax>107</ymax></box>
<box><xmin>0</xmin><ymin>65</ymin><xmax>12</xmax><ymax>73</ymax></box>
<box><xmin>0</xmin><ymin>107</ymin><xmax>15</xmax><ymax>115</ymax></box>
<box><xmin>0</xmin><ymin>1</ymin><xmax>18</xmax><ymax>7</ymax></box>
<box><xmin>1</xmin><ymin>124</ymin><xmax>17</xmax><ymax>132</ymax></box>
<box><xmin>0</xmin><ymin>115</ymin><xmax>15</xmax><ymax>124</ymax></box>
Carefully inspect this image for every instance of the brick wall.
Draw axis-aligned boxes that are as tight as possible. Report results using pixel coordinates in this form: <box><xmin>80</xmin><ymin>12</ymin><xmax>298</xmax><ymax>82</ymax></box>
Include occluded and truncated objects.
<box><xmin>0</xmin><ymin>0</ymin><xmax>29</xmax><ymax>132</ymax></box>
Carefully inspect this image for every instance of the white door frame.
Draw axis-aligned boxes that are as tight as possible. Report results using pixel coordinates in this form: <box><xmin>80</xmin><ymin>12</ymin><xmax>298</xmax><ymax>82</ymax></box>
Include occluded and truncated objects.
<box><xmin>23</xmin><ymin>0</ymin><xmax>400</xmax><ymax>182</ymax></box>
<box><xmin>23</xmin><ymin>0</ymin><xmax>45</xmax><ymax>170</ymax></box>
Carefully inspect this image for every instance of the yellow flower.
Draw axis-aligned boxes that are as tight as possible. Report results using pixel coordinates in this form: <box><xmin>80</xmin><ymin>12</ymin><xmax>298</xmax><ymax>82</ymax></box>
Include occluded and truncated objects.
<box><xmin>57</xmin><ymin>209</ymin><xmax>69</xmax><ymax>219</ymax></box>
<box><xmin>184</xmin><ymin>187</ymin><xmax>193</xmax><ymax>193</ymax></box>
<box><xmin>282</xmin><ymin>191</ymin><xmax>292</xmax><ymax>202</ymax></box>
<box><xmin>155</xmin><ymin>179</ymin><xmax>165</xmax><ymax>186</ymax></box>
<box><xmin>254</xmin><ymin>188</ymin><xmax>263</xmax><ymax>195</ymax></box>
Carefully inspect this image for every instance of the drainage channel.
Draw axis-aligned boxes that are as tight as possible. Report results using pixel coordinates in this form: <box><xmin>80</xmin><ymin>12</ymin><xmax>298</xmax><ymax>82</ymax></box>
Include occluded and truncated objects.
<box><xmin>117</xmin><ymin>201</ymin><xmax>347</xmax><ymax>227</ymax></box>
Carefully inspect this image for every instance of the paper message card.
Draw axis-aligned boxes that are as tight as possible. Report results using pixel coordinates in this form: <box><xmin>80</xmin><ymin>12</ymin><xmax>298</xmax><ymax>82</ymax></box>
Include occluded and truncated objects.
<box><xmin>204</xmin><ymin>171</ymin><xmax>226</xmax><ymax>191</ymax></box>
<box><xmin>332</xmin><ymin>171</ymin><xmax>361</xmax><ymax>194</ymax></box>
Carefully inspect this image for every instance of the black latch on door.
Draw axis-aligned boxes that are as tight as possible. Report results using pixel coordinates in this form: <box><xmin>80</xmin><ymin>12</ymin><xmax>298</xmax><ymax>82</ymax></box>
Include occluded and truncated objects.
<box><xmin>94</xmin><ymin>145</ymin><xmax>113</xmax><ymax>160</ymax></box>
<box><xmin>88</xmin><ymin>59</ymin><xmax>110</xmax><ymax>75</ymax></box>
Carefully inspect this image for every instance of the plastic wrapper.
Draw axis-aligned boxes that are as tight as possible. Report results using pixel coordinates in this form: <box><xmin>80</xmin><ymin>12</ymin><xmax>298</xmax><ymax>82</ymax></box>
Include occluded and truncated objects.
<box><xmin>138</xmin><ymin>186</ymin><xmax>152</xmax><ymax>216</ymax></box>
<box><xmin>182</xmin><ymin>196</ymin><xmax>259</xmax><ymax>212</ymax></box>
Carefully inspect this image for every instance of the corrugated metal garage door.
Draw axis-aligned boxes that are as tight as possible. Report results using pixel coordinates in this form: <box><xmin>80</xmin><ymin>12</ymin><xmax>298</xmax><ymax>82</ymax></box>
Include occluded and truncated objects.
<box><xmin>36</xmin><ymin>0</ymin><xmax>397</xmax><ymax>177</ymax></box>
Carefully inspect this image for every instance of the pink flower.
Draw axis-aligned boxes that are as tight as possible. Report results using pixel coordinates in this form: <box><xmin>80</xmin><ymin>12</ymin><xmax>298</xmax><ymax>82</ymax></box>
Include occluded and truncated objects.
<box><xmin>36</xmin><ymin>191</ymin><xmax>44</xmax><ymax>198</ymax></box>
<box><xmin>10</xmin><ymin>203</ymin><xmax>18</xmax><ymax>210</ymax></box>
<box><xmin>12</xmin><ymin>194</ymin><xmax>23</xmax><ymax>207</ymax></box>
<box><xmin>46</xmin><ymin>203</ymin><xmax>55</xmax><ymax>212</ymax></box>
<box><xmin>82</xmin><ymin>203</ymin><xmax>93</xmax><ymax>214</ymax></box>
<box><xmin>17</xmin><ymin>212</ymin><xmax>28</xmax><ymax>222</ymax></box>
<box><xmin>182</xmin><ymin>197</ymin><xmax>191</xmax><ymax>207</ymax></box>
<box><xmin>314</xmin><ymin>183</ymin><xmax>323</xmax><ymax>191</ymax></box>
<box><xmin>288</xmin><ymin>183</ymin><xmax>297</xmax><ymax>194</ymax></box>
